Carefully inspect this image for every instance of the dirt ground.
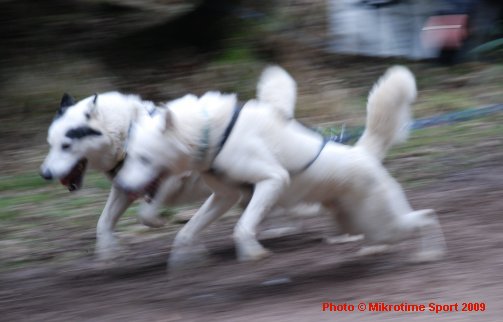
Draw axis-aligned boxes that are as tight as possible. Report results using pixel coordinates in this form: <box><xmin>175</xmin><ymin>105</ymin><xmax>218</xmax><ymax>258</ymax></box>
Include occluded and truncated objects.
<box><xmin>1</xmin><ymin>147</ymin><xmax>502</xmax><ymax>321</ymax></box>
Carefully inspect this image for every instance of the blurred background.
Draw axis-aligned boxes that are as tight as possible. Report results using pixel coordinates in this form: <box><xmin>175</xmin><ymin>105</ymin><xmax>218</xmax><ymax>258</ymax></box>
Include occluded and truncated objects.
<box><xmin>1</xmin><ymin>0</ymin><xmax>502</xmax><ymax>321</ymax></box>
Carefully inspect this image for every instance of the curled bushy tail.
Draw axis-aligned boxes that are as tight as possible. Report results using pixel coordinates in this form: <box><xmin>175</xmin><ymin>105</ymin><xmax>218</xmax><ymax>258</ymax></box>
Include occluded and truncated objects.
<box><xmin>257</xmin><ymin>65</ymin><xmax>297</xmax><ymax>119</ymax></box>
<box><xmin>356</xmin><ymin>66</ymin><xmax>417</xmax><ymax>161</ymax></box>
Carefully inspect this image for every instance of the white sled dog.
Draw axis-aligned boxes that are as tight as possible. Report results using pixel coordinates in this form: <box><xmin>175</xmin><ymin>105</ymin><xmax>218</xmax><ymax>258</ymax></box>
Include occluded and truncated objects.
<box><xmin>115</xmin><ymin>65</ymin><xmax>447</xmax><ymax>267</ymax></box>
<box><xmin>40</xmin><ymin>92</ymin><xmax>210</xmax><ymax>260</ymax></box>
<box><xmin>39</xmin><ymin>75</ymin><xmax>314</xmax><ymax>260</ymax></box>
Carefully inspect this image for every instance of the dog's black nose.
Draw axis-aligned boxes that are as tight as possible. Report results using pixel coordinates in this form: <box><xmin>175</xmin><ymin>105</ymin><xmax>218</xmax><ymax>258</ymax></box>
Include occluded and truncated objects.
<box><xmin>40</xmin><ymin>168</ymin><xmax>53</xmax><ymax>180</ymax></box>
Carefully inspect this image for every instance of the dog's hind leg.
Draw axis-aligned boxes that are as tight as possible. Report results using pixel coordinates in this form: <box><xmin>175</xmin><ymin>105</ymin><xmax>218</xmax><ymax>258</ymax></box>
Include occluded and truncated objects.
<box><xmin>322</xmin><ymin>201</ymin><xmax>364</xmax><ymax>245</ymax></box>
<box><xmin>402</xmin><ymin>209</ymin><xmax>447</xmax><ymax>262</ymax></box>
<box><xmin>234</xmin><ymin>170</ymin><xmax>290</xmax><ymax>262</ymax></box>
<box><xmin>96</xmin><ymin>185</ymin><xmax>133</xmax><ymax>261</ymax></box>
<box><xmin>169</xmin><ymin>175</ymin><xmax>240</xmax><ymax>271</ymax></box>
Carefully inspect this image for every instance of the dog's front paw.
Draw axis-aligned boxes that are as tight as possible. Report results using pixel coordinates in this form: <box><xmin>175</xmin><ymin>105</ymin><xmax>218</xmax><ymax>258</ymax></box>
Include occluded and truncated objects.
<box><xmin>410</xmin><ymin>249</ymin><xmax>445</xmax><ymax>263</ymax></box>
<box><xmin>95</xmin><ymin>236</ymin><xmax>122</xmax><ymax>262</ymax></box>
<box><xmin>356</xmin><ymin>245</ymin><xmax>392</xmax><ymax>256</ymax></box>
<box><xmin>138</xmin><ymin>205</ymin><xmax>166</xmax><ymax>228</ymax></box>
<box><xmin>168</xmin><ymin>243</ymin><xmax>210</xmax><ymax>273</ymax></box>
<box><xmin>259</xmin><ymin>226</ymin><xmax>301</xmax><ymax>239</ymax></box>
<box><xmin>325</xmin><ymin>234</ymin><xmax>364</xmax><ymax>245</ymax></box>
<box><xmin>138</xmin><ymin>213</ymin><xmax>166</xmax><ymax>228</ymax></box>
<box><xmin>236</xmin><ymin>239</ymin><xmax>272</xmax><ymax>262</ymax></box>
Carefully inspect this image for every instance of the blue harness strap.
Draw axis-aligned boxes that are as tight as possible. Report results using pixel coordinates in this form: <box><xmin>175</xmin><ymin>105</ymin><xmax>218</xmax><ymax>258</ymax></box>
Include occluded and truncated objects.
<box><xmin>290</xmin><ymin>136</ymin><xmax>330</xmax><ymax>175</ymax></box>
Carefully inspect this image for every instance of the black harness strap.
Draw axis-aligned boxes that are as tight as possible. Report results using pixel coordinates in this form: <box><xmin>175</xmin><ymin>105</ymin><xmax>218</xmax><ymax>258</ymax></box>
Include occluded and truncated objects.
<box><xmin>210</xmin><ymin>101</ymin><xmax>244</xmax><ymax>164</ymax></box>
<box><xmin>207</xmin><ymin>102</ymin><xmax>329</xmax><ymax>177</ymax></box>
<box><xmin>215</xmin><ymin>101</ymin><xmax>244</xmax><ymax>158</ymax></box>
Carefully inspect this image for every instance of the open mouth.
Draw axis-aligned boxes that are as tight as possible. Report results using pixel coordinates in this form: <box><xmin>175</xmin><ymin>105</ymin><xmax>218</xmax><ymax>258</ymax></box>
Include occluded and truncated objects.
<box><xmin>60</xmin><ymin>158</ymin><xmax>87</xmax><ymax>192</ymax></box>
<box><xmin>126</xmin><ymin>175</ymin><xmax>162</xmax><ymax>202</ymax></box>
<box><xmin>145</xmin><ymin>176</ymin><xmax>162</xmax><ymax>203</ymax></box>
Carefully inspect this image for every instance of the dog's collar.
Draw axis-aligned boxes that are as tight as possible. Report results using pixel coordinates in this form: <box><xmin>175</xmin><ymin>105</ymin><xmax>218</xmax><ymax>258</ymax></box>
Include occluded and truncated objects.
<box><xmin>122</xmin><ymin>121</ymin><xmax>133</xmax><ymax>159</ymax></box>
<box><xmin>107</xmin><ymin>120</ymin><xmax>132</xmax><ymax>178</ymax></box>
<box><xmin>107</xmin><ymin>157</ymin><xmax>125</xmax><ymax>178</ymax></box>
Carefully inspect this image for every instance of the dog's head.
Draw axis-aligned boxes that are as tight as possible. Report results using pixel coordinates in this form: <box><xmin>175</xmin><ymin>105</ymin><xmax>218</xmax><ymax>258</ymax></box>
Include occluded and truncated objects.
<box><xmin>114</xmin><ymin>95</ymin><xmax>195</xmax><ymax>197</ymax></box>
<box><xmin>40</xmin><ymin>93</ymin><xmax>109</xmax><ymax>191</ymax></box>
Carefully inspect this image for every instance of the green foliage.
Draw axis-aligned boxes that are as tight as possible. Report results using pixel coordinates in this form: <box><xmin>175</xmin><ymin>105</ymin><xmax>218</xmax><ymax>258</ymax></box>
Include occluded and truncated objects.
<box><xmin>215</xmin><ymin>45</ymin><xmax>256</xmax><ymax>64</ymax></box>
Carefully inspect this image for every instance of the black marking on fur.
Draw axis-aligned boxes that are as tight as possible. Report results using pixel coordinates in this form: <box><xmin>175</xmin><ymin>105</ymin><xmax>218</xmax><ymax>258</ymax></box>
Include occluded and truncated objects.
<box><xmin>92</xmin><ymin>93</ymin><xmax>98</xmax><ymax>105</ymax></box>
<box><xmin>56</xmin><ymin>93</ymin><xmax>76</xmax><ymax>118</ymax></box>
<box><xmin>65</xmin><ymin>126</ymin><xmax>102</xmax><ymax>139</ymax></box>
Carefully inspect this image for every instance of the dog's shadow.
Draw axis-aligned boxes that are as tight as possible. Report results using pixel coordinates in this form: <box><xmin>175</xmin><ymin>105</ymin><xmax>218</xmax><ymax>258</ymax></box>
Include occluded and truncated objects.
<box><xmin>210</xmin><ymin>232</ymin><xmax>326</xmax><ymax>262</ymax></box>
<box><xmin>179</xmin><ymin>251</ymin><xmax>403</xmax><ymax>307</ymax></box>
<box><xmin>62</xmin><ymin>232</ymin><xmax>405</xmax><ymax>303</ymax></box>
<box><xmin>201</xmin><ymin>233</ymin><xmax>405</xmax><ymax>300</ymax></box>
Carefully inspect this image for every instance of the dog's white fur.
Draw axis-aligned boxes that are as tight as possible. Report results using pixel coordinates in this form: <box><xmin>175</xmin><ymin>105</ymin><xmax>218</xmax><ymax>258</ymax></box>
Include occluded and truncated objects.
<box><xmin>40</xmin><ymin>74</ymin><xmax>318</xmax><ymax>261</ymax></box>
<box><xmin>40</xmin><ymin>92</ymin><xmax>210</xmax><ymax>260</ymax></box>
<box><xmin>115</xmin><ymin>65</ymin><xmax>446</xmax><ymax>267</ymax></box>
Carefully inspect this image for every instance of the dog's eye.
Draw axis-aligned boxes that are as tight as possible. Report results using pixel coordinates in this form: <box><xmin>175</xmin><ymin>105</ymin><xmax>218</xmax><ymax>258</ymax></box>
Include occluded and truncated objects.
<box><xmin>61</xmin><ymin>143</ymin><xmax>71</xmax><ymax>151</ymax></box>
<box><xmin>139</xmin><ymin>155</ymin><xmax>151</xmax><ymax>165</ymax></box>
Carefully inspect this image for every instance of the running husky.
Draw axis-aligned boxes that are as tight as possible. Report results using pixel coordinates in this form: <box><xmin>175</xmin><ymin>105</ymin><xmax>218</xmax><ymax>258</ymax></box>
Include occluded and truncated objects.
<box><xmin>115</xmin><ymin>65</ymin><xmax>446</xmax><ymax>268</ymax></box>
<box><xmin>39</xmin><ymin>74</ymin><xmax>313</xmax><ymax>261</ymax></box>
<box><xmin>39</xmin><ymin>92</ymin><xmax>210</xmax><ymax>260</ymax></box>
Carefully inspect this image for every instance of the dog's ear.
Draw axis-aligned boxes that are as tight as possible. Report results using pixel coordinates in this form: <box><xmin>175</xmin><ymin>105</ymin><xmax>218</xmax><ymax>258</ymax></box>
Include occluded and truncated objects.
<box><xmin>87</xmin><ymin>93</ymin><xmax>99</xmax><ymax>119</ymax></box>
<box><xmin>58</xmin><ymin>93</ymin><xmax>76</xmax><ymax>116</ymax></box>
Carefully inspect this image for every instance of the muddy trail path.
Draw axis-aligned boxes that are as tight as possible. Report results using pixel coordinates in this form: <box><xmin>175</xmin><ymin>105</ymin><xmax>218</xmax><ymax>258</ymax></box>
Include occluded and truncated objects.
<box><xmin>1</xmin><ymin>158</ymin><xmax>502</xmax><ymax>321</ymax></box>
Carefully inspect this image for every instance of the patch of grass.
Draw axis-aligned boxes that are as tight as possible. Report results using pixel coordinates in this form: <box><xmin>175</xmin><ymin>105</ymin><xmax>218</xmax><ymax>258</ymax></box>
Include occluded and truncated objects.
<box><xmin>0</xmin><ymin>171</ymin><xmax>112</xmax><ymax>225</ymax></box>
<box><xmin>0</xmin><ymin>189</ymin><xmax>58</xmax><ymax>222</ymax></box>
<box><xmin>391</xmin><ymin>114</ymin><xmax>503</xmax><ymax>157</ymax></box>
<box><xmin>124</xmin><ymin>203</ymin><xmax>140</xmax><ymax>217</ymax></box>
<box><xmin>85</xmin><ymin>172</ymin><xmax>112</xmax><ymax>190</ymax></box>
<box><xmin>0</xmin><ymin>192</ymin><xmax>56</xmax><ymax>206</ymax></box>
<box><xmin>385</xmin><ymin>113</ymin><xmax>503</xmax><ymax>187</ymax></box>
<box><xmin>0</xmin><ymin>173</ymin><xmax>49</xmax><ymax>191</ymax></box>
<box><xmin>56</xmin><ymin>195</ymin><xmax>104</xmax><ymax>209</ymax></box>
<box><xmin>415</xmin><ymin>91</ymin><xmax>479</xmax><ymax>117</ymax></box>
<box><xmin>0</xmin><ymin>208</ymin><xmax>21</xmax><ymax>221</ymax></box>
